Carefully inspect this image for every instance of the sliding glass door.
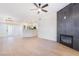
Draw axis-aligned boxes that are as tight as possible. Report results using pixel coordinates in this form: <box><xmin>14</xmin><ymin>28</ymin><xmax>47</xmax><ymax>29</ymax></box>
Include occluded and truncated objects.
<box><xmin>0</xmin><ymin>22</ymin><xmax>23</xmax><ymax>37</ymax></box>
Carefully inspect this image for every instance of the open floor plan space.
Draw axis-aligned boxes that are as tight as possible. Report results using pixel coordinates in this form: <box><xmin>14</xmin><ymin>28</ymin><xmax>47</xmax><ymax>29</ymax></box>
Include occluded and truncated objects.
<box><xmin>0</xmin><ymin>37</ymin><xmax>79</xmax><ymax>56</ymax></box>
<box><xmin>0</xmin><ymin>3</ymin><xmax>79</xmax><ymax>56</ymax></box>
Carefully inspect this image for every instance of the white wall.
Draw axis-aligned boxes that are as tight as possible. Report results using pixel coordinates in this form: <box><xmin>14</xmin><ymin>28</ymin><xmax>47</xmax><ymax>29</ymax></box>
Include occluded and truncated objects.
<box><xmin>38</xmin><ymin>12</ymin><xmax>57</xmax><ymax>41</ymax></box>
<box><xmin>0</xmin><ymin>13</ymin><xmax>57</xmax><ymax>41</ymax></box>
<box><xmin>12</xmin><ymin>24</ymin><xmax>23</xmax><ymax>37</ymax></box>
<box><xmin>36</xmin><ymin>3</ymin><xmax>69</xmax><ymax>41</ymax></box>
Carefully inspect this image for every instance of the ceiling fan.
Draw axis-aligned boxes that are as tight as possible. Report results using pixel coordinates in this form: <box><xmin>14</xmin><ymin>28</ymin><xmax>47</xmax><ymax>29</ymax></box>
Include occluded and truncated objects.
<box><xmin>31</xmin><ymin>3</ymin><xmax>48</xmax><ymax>14</ymax></box>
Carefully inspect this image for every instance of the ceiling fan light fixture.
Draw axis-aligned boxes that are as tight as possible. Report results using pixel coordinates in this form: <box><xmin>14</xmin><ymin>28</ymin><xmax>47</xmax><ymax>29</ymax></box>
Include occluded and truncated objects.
<box><xmin>38</xmin><ymin>8</ymin><xmax>41</xmax><ymax>12</ymax></box>
<box><xmin>32</xmin><ymin>3</ymin><xmax>48</xmax><ymax>14</ymax></box>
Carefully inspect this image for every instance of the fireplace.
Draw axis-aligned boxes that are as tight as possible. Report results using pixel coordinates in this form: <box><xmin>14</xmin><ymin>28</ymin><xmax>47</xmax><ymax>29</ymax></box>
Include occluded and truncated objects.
<box><xmin>60</xmin><ymin>34</ymin><xmax>73</xmax><ymax>48</ymax></box>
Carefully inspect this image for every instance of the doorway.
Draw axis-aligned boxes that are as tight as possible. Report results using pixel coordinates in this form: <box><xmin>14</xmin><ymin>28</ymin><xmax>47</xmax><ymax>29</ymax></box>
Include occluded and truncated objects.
<box><xmin>6</xmin><ymin>24</ymin><xmax>14</xmax><ymax>37</ymax></box>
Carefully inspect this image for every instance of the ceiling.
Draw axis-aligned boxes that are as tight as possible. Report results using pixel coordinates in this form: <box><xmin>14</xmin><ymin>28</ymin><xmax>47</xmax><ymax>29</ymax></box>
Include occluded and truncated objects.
<box><xmin>0</xmin><ymin>3</ymin><xmax>69</xmax><ymax>23</ymax></box>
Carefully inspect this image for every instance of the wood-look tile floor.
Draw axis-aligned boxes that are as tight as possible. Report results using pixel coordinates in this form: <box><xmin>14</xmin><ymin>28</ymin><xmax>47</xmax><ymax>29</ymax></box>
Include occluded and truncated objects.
<box><xmin>0</xmin><ymin>37</ymin><xmax>79</xmax><ymax>56</ymax></box>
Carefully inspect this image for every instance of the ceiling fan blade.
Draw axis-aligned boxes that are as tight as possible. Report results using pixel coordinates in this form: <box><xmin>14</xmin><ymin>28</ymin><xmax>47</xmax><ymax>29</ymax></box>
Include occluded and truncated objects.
<box><xmin>33</xmin><ymin>3</ymin><xmax>38</xmax><ymax>8</ymax></box>
<box><xmin>39</xmin><ymin>3</ymin><xmax>41</xmax><ymax>7</ymax></box>
<box><xmin>42</xmin><ymin>9</ymin><xmax>48</xmax><ymax>12</ymax></box>
<box><xmin>42</xmin><ymin>4</ymin><xmax>48</xmax><ymax>8</ymax></box>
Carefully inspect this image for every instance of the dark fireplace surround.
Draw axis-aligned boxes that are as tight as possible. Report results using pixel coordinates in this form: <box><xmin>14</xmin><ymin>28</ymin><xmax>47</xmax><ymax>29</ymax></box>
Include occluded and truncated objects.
<box><xmin>60</xmin><ymin>34</ymin><xmax>73</xmax><ymax>48</ymax></box>
<box><xmin>57</xmin><ymin>3</ymin><xmax>79</xmax><ymax>51</ymax></box>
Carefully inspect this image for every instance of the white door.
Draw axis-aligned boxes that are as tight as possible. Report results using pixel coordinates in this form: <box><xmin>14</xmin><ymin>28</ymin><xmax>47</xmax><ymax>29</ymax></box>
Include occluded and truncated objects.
<box><xmin>6</xmin><ymin>24</ymin><xmax>13</xmax><ymax>37</ymax></box>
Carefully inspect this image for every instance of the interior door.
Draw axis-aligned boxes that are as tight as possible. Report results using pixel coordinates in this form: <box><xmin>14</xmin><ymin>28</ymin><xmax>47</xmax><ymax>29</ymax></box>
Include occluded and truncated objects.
<box><xmin>6</xmin><ymin>24</ymin><xmax>14</xmax><ymax>37</ymax></box>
